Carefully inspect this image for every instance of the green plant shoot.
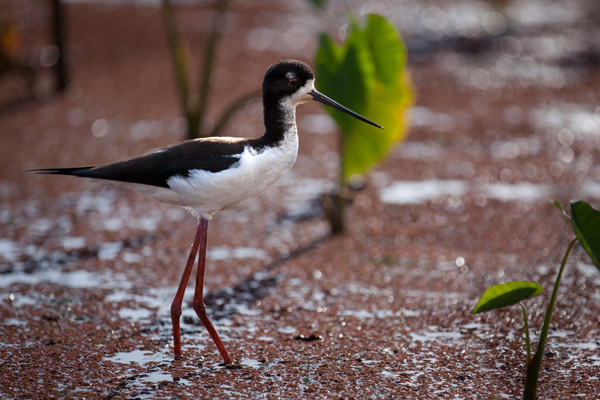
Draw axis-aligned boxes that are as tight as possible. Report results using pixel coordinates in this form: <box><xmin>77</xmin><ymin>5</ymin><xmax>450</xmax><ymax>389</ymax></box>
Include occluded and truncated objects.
<box><xmin>472</xmin><ymin>200</ymin><xmax>600</xmax><ymax>400</ymax></box>
<box><xmin>315</xmin><ymin>14</ymin><xmax>412</xmax><ymax>184</ymax></box>
<box><xmin>471</xmin><ymin>281</ymin><xmax>542</xmax><ymax>314</ymax></box>
<box><xmin>471</xmin><ymin>281</ymin><xmax>541</xmax><ymax>362</ymax></box>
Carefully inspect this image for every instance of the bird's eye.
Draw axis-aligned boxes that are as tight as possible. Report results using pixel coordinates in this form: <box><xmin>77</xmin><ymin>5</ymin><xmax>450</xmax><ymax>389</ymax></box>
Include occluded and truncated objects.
<box><xmin>288</xmin><ymin>77</ymin><xmax>298</xmax><ymax>87</ymax></box>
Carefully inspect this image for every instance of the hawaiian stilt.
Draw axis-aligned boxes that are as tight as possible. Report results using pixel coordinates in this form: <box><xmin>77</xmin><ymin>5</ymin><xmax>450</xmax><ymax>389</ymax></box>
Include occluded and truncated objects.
<box><xmin>31</xmin><ymin>60</ymin><xmax>382</xmax><ymax>365</ymax></box>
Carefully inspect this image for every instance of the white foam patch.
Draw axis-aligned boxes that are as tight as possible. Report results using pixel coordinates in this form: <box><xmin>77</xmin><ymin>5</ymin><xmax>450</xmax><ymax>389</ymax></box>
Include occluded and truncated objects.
<box><xmin>379</xmin><ymin>179</ymin><xmax>600</xmax><ymax>204</ymax></box>
<box><xmin>118</xmin><ymin>307</ymin><xmax>154</xmax><ymax>322</ymax></box>
<box><xmin>240</xmin><ymin>358</ymin><xmax>263</xmax><ymax>368</ymax></box>
<box><xmin>139</xmin><ymin>371</ymin><xmax>173</xmax><ymax>384</ymax></box>
<box><xmin>105</xmin><ymin>349</ymin><xmax>169</xmax><ymax>365</ymax></box>
<box><xmin>98</xmin><ymin>241</ymin><xmax>123</xmax><ymax>260</ymax></box>
<box><xmin>410</xmin><ymin>106</ymin><xmax>456</xmax><ymax>132</ymax></box>
<box><xmin>208</xmin><ymin>246</ymin><xmax>269</xmax><ymax>262</ymax></box>
<box><xmin>1</xmin><ymin>268</ymin><xmax>132</xmax><ymax>290</ymax></box>
<box><xmin>0</xmin><ymin>239</ymin><xmax>19</xmax><ymax>262</ymax></box>
<box><xmin>409</xmin><ymin>327</ymin><xmax>463</xmax><ymax>342</ymax></box>
<box><xmin>531</xmin><ymin>103</ymin><xmax>600</xmax><ymax>137</ymax></box>
<box><xmin>379</xmin><ymin>180</ymin><xmax>467</xmax><ymax>205</ymax></box>
<box><xmin>339</xmin><ymin>309</ymin><xmax>402</xmax><ymax>319</ymax></box>
<box><xmin>60</xmin><ymin>236</ymin><xmax>86</xmax><ymax>250</ymax></box>
<box><xmin>485</xmin><ymin>182</ymin><xmax>552</xmax><ymax>201</ymax></box>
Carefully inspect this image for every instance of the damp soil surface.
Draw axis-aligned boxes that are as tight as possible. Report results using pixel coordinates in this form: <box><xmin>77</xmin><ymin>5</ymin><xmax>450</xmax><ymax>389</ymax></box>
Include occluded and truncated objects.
<box><xmin>1</xmin><ymin>1</ymin><xmax>600</xmax><ymax>399</ymax></box>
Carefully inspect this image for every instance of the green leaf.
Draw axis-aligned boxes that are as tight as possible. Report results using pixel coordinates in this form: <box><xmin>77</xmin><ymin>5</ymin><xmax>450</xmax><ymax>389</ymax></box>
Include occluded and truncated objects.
<box><xmin>569</xmin><ymin>201</ymin><xmax>600</xmax><ymax>269</ymax></box>
<box><xmin>364</xmin><ymin>14</ymin><xmax>406</xmax><ymax>86</ymax></box>
<box><xmin>316</xmin><ymin>33</ymin><xmax>343</xmax><ymax>70</ymax></box>
<box><xmin>315</xmin><ymin>14</ymin><xmax>412</xmax><ymax>183</ymax></box>
<box><xmin>317</xmin><ymin>44</ymin><xmax>368</xmax><ymax>134</ymax></box>
<box><xmin>471</xmin><ymin>281</ymin><xmax>543</xmax><ymax>314</ymax></box>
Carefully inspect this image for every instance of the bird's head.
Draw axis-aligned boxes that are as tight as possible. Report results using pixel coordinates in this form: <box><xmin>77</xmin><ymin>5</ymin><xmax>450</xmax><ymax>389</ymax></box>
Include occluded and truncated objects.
<box><xmin>263</xmin><ymin>60</ymin><xmax>382</xmax><ymax>129</ymax></box>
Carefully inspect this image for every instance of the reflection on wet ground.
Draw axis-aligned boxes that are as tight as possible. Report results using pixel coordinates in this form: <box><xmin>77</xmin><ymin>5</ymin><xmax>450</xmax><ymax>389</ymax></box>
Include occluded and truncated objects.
<box><xmin>1</xmin><ymin>0</ymin><xmax>600</xmax><ymax>398</ymax></box>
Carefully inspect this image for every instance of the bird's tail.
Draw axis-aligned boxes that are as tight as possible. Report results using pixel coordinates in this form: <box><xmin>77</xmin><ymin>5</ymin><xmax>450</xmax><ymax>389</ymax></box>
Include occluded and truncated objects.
<box><xmin>28</xmin><ymin>166</ymin><xmax>96</xmax><ymax>177</ymax></box>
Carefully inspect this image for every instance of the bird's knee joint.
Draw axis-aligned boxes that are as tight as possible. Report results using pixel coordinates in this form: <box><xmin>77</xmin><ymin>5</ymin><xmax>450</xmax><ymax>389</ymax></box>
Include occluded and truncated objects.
<box><xmin>193</xmin><ymin>301</ymin><xmax>206</xmax><ymax>315</ymax></box>
<box><xmin>171</xmin><ymin>303</ymin><xmax>182</xmax><ymax>319</ymax></box>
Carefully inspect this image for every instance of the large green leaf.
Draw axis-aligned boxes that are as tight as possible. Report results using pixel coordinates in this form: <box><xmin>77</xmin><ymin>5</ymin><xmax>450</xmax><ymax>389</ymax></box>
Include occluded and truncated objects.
<box><xmin>557</xmin><ymin>200</ymin><xmax>600</xmax><ymax>270</ymax></box>
<box><xmin>315</xmin><ymin>14</ymin><xmax>412</xmax><ymax>183</ymax></box>
<box><xmin>471</xmin><ymin>281</ymin><xmax>542</xmax><ymax>314</ymax></box>
<box><xmin>364</xmin><ymin>14</ymin><xmax>406</xmax><ymax>86</ymax></box>
<box><xmin>316</xmin><ymin>42</ymin><xmax>367</xmax><ymax>134</ymax></box>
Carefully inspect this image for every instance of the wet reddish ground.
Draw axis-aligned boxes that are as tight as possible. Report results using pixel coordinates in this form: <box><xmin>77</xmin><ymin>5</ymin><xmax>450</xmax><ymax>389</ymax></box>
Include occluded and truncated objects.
<box><xmin>1</xmin><ymin>0</ymin><xmax>600</xmax><ymax>398</ymax></box>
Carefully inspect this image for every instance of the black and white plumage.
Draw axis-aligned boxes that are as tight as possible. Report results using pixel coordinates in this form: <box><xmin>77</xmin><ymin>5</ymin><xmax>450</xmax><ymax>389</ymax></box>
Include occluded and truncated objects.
<box><xmin>32</xmin><ymin>60</ymin><xmax>381</xmax><ymax>365</ymax></box>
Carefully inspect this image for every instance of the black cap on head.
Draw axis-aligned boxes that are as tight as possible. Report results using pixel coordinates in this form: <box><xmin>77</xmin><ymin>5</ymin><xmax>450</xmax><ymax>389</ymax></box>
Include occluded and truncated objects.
<box><xmin>262</xmin><ymin>60</ymin><xmax>315</xmax><ymax>102</ymax></box>
<box><xmin>262</xmin><ymin>59</ymin><xmax>383</xmax><ymax>129</ymax></box>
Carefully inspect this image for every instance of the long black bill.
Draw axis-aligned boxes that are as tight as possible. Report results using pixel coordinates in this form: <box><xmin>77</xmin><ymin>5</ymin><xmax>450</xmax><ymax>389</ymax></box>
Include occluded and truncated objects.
<box><xmin>309</xmin><ymin>89</ymin><xmax>383</xmax><ymax>129</ymax></box>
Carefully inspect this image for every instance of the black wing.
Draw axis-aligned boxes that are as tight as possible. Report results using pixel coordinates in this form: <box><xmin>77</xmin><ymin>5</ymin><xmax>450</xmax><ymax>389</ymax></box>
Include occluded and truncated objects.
<box><xmin>30</xmin><ymin>138</ymin><xmax>248</xmax><ymax>188</ymax></box>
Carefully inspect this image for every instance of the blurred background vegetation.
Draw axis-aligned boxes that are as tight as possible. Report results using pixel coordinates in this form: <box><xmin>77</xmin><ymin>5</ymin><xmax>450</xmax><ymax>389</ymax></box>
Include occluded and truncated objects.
<box><xmin>2</xmin><ymin>0</ymin><xmax>600</xmax><ymax>232</ymax></box>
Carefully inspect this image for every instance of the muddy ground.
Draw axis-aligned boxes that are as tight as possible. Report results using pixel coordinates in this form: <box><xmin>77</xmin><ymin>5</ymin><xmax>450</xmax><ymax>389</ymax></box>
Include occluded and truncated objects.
<box><xmin>1</xmin><ymin>0</ymin><xmax>599</xmax><ymax>398</ymax></box>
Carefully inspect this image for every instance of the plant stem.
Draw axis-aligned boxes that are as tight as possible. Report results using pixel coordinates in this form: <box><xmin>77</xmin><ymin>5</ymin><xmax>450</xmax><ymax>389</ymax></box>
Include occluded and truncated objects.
<box><xmin>196</xmin><ymin>0</ymin><xmax>230</xmax><ymax>136</ymax></box>
<box><xmin>332</xmin><ymin>190</ymin><xmax>345</xmax><ymax>234</ymax></box>
<box><xmin>162</xmin><ymin>0</ymin><xmax>192</xmax><ymax>133</ymax></box>
<box><xmin>519</xmin><ymin>301</ymin><xmax>531</xmax><ymax>362</ymax></box>
<box><xmin>339</xmin><ymin>127</ymin><xmax>347</xmax><ymax>189</ymax></box>
<box><xmin>523</xmin><ymin>238</ymin><xmax>578</xmax><ymax>400</ymax></box>
<box><xmin>329</xmin><ymin>129</ymin><xmax>346</xmax><ymax>235</ymax></box>
<box><xmin>51</xmin><ymin>0</ymin><xmax>67</xmax><ymax>92</ymax></box>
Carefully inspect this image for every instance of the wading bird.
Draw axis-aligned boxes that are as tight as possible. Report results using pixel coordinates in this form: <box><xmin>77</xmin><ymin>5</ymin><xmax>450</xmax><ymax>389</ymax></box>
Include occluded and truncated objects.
<box><xmin>32</xmin><ymin>60</ymin><xmax>382</xmax><ymax>364</ymax></box>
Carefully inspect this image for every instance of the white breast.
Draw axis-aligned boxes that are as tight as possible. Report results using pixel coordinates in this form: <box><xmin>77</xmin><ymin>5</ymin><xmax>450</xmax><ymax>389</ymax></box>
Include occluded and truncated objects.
<box><xmin>164</xmin><ymin>128</ymin><xmax>299</xmax><ymax>219</ymax></box>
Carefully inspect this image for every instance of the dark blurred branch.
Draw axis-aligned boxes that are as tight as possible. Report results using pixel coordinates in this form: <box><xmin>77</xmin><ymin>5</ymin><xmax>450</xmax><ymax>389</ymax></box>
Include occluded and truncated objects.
<box><xmin>162</xmin><ymin>0</ymin><xmax>193</xmax><ymax>134</ymax></box>
<box><xmin>51</xmin><ymin>0</ymin><xmax>67</xmax><ymax>92</ymax></box>
<box><xmin>196</xmin><ymin>0</ymin><xmax>229</xmax><ymax>135</ymax></box>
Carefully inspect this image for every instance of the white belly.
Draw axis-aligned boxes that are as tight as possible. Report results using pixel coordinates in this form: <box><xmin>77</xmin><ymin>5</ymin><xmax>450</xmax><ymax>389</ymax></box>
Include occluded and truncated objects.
<box><xmin>155</xmin><ymin>135</ymin><xmax>299</xmax><ymax>218</ymax></box>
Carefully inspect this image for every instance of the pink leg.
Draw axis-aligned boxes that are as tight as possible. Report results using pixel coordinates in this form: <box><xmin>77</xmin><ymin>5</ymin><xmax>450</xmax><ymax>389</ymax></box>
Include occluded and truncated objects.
<box><xmin>170</xmin><ymin>221</ymin><xmax>202</xmax><ymax>358</ymax></box>
<box><xmin>192</xmin><ymin>217</ymin><xmax>233</xmax><ymax>364</ymax></box>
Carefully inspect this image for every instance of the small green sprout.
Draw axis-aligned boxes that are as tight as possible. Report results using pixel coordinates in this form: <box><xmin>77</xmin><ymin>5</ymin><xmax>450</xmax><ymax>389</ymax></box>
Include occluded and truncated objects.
<box><xmin>472</xmin><ymin>200</ymin><xmax>600</xmax><ymax>400</ymax></box>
